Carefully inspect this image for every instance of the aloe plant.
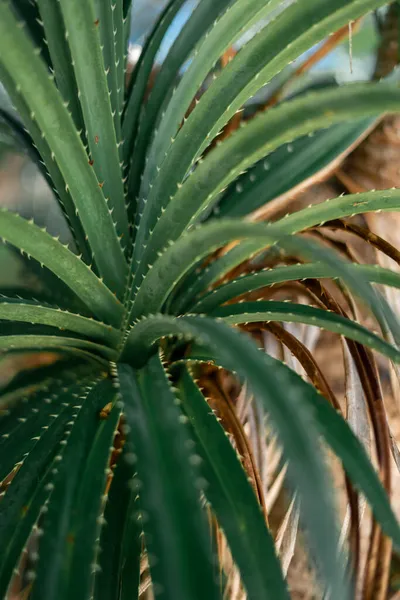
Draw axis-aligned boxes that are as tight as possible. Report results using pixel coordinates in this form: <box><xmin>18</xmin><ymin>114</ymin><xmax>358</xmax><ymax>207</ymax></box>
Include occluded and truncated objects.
<box><xmin>1</xmin><ymin>1</ymin><xmax>400</xmax><ymax>598</ymax></box>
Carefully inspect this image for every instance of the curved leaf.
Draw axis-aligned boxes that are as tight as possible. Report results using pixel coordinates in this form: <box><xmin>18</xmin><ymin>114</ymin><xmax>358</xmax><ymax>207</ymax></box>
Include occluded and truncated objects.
<box><xmin>0</xmin><ymin>297</ymin><xmax>120</xmax><ymax>347</ymax></box>
<box><xmin>36</xmin><ymin>0</ymin><xmax>85</xmax><ymax>136</ymax></box>
<box><xmin>177</xmin><ymin>367</ymin><xmax>289</xmax><ymax>599</ymax></box>
<box><xmin>134</xmin><ymin>0</ymin><xmax>390</xmax><ymax>264</ymax></box>
<box><xmin>0</xmin><ymin>359</ymin><xmax>97</xmax><ymax>411</ymax></box>
<box><xmin>0</xmin><ymin>208</ymin><xmax>123</xmax><ymax>327</ymax></box>
<box><xmin>132</xmin><ymin>0</ymin><xmax>283</xmax><ymax>242</ymax></box>
<box><xmin>0</xmin><ymin>3</ymin><xmax>128</xmax><ymax>294</ymax></box>
<box><xmin>123</xmin><ymin>315</ymin><xmax>350</xmax><ymax>598</ymax></box>
<box><xmin>174</xmin><ymin>189</ymin><xmax>400</xmax><ymax>313</ymax></box>
<box><xmin>134</xmin><ymin>84</ymin><xmax>400</xmax><ymax>287</ymax></box>
<box><xmin>58</xmin><ymin>0</ymin><xmax>129</xmax><ymax>249</ymax></box>
<box><xmin>0</xmin><ymin>376</ymin><xmax>83</xmax><ymax>483</ymax></box>
<box><xmin>210</xmin><ymin>301</ymin><xmax>400</xmax><ymax>364</ymax></box>
<box><xmin>216</xmin><ymin>118</ymin><xmax>376</xmax><ymax>219</ymax></box>
<box><xmin>122</xmin><ymin>0</ymin><xmax>187</xmax><ymax>180</ymax></box>
<box><xmin>131</xmin><ymin>219</ymin><xmax>399</xmax><ymax>345</ymax></box>
<box><xmin>0</xmin><ymin>65</ymin><xmax>92</xmax><ymax>264</ymax></box>
<box><xmin>191</xmin><ymin>262</ymin><xmax>400</xmax><ymax>314</ymax></box>
<box><xmin>93</xmin><ymin>0</ymin><xmax>122</xmax><ymax>145</ymax></box>
<box><xmin>30</xmin><ymin>378</ymin><xmax>117</xmax><ymax>600</ymax></box>
<box><xmin>0</xmin><ymin>375</ymin><xmax>99</xmax><ymax>595</ymax></box>
<box><xmin>177</xmin><ymin>344</ymin><xmax>400</xmax><ymax>554</ymax></box>
<box><xmin>0</xmin><ymin>334</ymin><xmax>116</xmax><ymax>361</ymax></box>
<box><xmin>11</xmin><ymin>0</ymin><xmax>52</xmax><ymax>66</ymax></box>
<box><xmin>128</xmin><ymin>0</ymin><xmax>234</xmax><ymax>222</ymax></box>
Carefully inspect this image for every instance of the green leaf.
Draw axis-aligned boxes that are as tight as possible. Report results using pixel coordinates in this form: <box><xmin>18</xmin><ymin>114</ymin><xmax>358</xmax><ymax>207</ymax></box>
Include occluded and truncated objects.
<box><xmin>216</xmin><ymin>118</ymin><xmax>376</xmax><ymax>219</ymax></box>
<box><xmin>58</xmin><ymin>0</ymin><xmax>129</xmax><ymax>251</ymax></box>
<box><xmin>0</xmin><ymin>208</ymin><xmax>123</xmax><ymax>327</ymax></box>
<box><xmin>0</xmin><ymin>64</ymin><xmax>92</xmax><ymax>264</ymax></box>
<box><xmin>128</xmin><ymin>0</ymin><xmax>242</xmax><ymax>225</ymax></box>
<box><xmin>190</xmin><ymin>262</ymin><xmax>400</xmax><ymax>314</ymax></box>
<box><xmin>0</xmin><ymin>296</ymin><xmax>120</xmax><ymax>347</ymax></box>
<box><xmin>122</xmin><ymin>4</ymin><xmax>132</xmax><ymax>80</ymax></box>
<box><xmin>0</xmin><ymin>90</ymin><xmax>46</xmax><ymax>176</ymax></box>
<box><xmin>10</xmin><ymin>254</ymin><xmax>95</xmax><ymax>316</ymax></box>
<box><xmin>130</xmin><ymin>220</ymin><xmax>267</xmax><ymax>320</ymax></box>
<box><xmin>0</xmin><ymin>376</ymin><xmax>82</xmax><ymax>483</ymax></box>
<box><xmin>0</xmin><ymin>334</ymin><xmax>116</xmax><ymax>361</ymax></box>
<box><xmin>30</xmin><ymin>378</ymin><xmax>117</xmax><ymax>600</ymax></box>
<box><xmin>94</xmin><ymin>451</ymin><xmax>140</xmax><ymax>600</ymax></box>
<box><xmin>118</xmin><ymin>357</ymin><xmax>220</xmax><ymax>600</ymax></box>
<box><xmin>123</xmin><ymin>315</ymin><xmax>350</xmax><ymax>598</ymax></box>
<box><xmin>93</xmin><ymin>0</ymin><xmax>122</xmax><ymax>144</ymax></box>
<box><xmin>119</xmin><ymin>496</ymin><xmax>141</xmax><ymax>600</ymax></box>
<box><xmin>174</xmin><ymin>189</ymin><xmax>400</xmax><ymax>314</ymax></box>
<box><xmin>0</xmin><ymin>359</ymin><xmax>97</xmax><ymax>410</ymax></box>
<box><xmin>0</xmin><ymin>3</ymin><xmax>128</xmax><ymax>294</ymax></box>
<box><xmin>66</xmin><ymin>403</ymin><xmax>121</xmax><ymax>599</ymax></box>
<box><xmin>130</xmin><ymin>218</ymin><xmax>399</xmax><ymax>344</ymax></box>
<box><xmin>0</xmin><ymin>398</ymin><xmax>76</xmax><ymax>595</ymax></box>
<box><xmin>134</xmin><ymin>83</ymin><xmax>400</xmax><ymax>289</ymax></box>
<box><xmin>178</xmin><ymin>345</ymin><xmax>400</xmax><ymax>556</ymax></box>
<box><xmin>176</xmin><ymin>367</ymin><xmax>289</xmax><ymax>599</ymax></box>
<box><xmin>134</xmin><ymin>0</ymin><xmax>390</xmax><ymax>264</ymax></box>
<box><xmin>122</xmin><ymin>0</ymin><xmax>187</xmax><ymax>189</ymax></box>
<box><xmin>210</xmin><ymin>300</ymin><xmax>400</xmax><ymax>364</ymax></box>
<box><xmin>11</xmin><ymin>0</ymin><xmax>52</xmax><ymax>67</ymax></box>
<box><xmin>113</xmin><ymin>0</ymin><xmax>125</xmax><ymax>118</ymax></box>
<box><xmin>123</xmin><ymin>0</ymin><xmax>132</xmax><ymax>19</ymax></box>
<box><xmin>36</xmin><ymin>0</ymin><xmax>85</xmax><ymax>137</ymax></box>
<box><xmin>185</xmin><ymin>0</ymin><xmax>392</xmax><ymax>164</ymax></box>
<box><xmin>273</xmin><ymin>188</ymin><xmax>400</xmax><ymax>236</ymax></box>
<box><xmin>276</xmin><ymin>356</ymin><xmax>400</xmax><ymax>550</ymax></box>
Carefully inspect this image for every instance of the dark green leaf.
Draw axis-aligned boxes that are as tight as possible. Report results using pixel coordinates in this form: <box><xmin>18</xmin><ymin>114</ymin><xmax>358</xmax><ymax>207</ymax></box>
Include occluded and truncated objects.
<box><xmin>191</xmin><ymin>262</ymin><xmax>400</xmax><ymax>314</ymax></box>
<box><xmin>177</xmin><ymin>367</ymin><xmax>289</xmax><ymax>599</ymax></box>
<box><xmin>30</xmin><ymin>378</ymin><xmax>117</xmax><ymax>600</ymax></box>
<box><xmin>211</xmin><ymin>300</ymin><xmax>400</xmax><ymax>364</ymax></box>
<box><xmin>216</xmin><ymin>118</ymin><xmax>376</xmax><ymax>219</ymax></box>
<box><xmin>94</xmin><ymin>451</ymin><xmax>140</xmax><ymax>600</ymax></box>
<box><xmin>0</xmin><ymin>4</ymin><xmax>128</xmax><ymax>294</ymax></box>
<box><xmin>0</xmin><ymin>377</ymin><xmax>95</xmax><ymax>595</ymax></box>
<box><xmin>118</xmin><ymin>357</ymin><xmax>220</xmax><ymax>600</ymax></box>
<box><xmin>124</xmin><ymin>315</ymin><xmax>350</xmax><ymax>598</ymax></box>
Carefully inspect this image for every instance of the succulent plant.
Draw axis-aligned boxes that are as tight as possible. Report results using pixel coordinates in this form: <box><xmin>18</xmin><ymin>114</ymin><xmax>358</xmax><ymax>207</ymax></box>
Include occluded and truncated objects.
<box><xmin>1</xmin><ymin>1</ymin><xmax>400</xmax><ymax>598</ymax></box>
